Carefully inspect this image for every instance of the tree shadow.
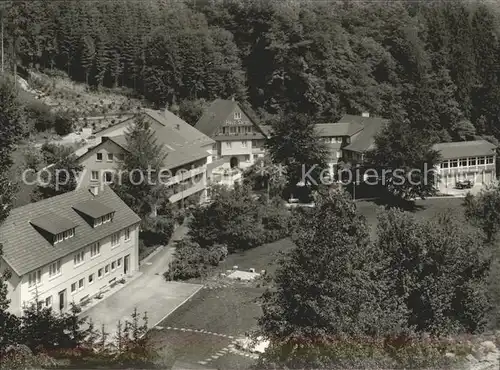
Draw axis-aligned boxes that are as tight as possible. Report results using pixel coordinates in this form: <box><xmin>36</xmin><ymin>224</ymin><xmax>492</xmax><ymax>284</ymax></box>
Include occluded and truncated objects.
<box><xmin>364</xmin><ymin>193</ymin><xmax>425</xmax><ymax>212</ymax></box>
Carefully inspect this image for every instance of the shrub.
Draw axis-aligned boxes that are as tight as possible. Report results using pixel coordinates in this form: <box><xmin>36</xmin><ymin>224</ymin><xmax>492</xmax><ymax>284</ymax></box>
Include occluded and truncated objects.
<box><xmin>165</xmin><ymin>241</ymin><xmax>228</xmax><ymax>281</ymax></box>
<box><xmin>26</xmin><ymin>100</ymin><xmax>54</xmax><ymax>132</ymax></box>
<box><xmin>165</xmin><ymin>240</ymin><xmax>211</xmax><ymax>281</ymax></box>
<box><xmin>54</xmin><ymin>111</ymin><xmax>74</xmax><ymax>136</ymax></box>
<box><xmin>261</xmin><ymin>198</ymin><xmax>291</xmax><ymax>243</ymax></box>
<box><xmin>23</xmin><ymin>149</ymin><xmax>44</xmax><ymax>171</ymax></box>
<box><xmin>207</xmin><ymin>244</ymin><xmax>228</xmax><ymax>266</ymax></box>
<box><xmin>140</xmin><ymin>215</ymin><xmax>175</xmax><ymax>247</ymax></box>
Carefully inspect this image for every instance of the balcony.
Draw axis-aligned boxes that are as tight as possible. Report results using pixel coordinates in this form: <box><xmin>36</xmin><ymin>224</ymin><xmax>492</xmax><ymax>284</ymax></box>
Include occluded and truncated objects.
<box><xmin>210</xmin><ymin>168</ymin><xmax>242</xmax><ymax>188</ymax></box>
<box><xmin>252</xmin><ymin>147</ymin><xmax>265</xmax><ymax>154</ymax></box>
<box><xmin>169</xmin><ymin>179</ymin><xmax>206</xmax><ymax>203</ymax></box>
<box><xmin>165</xmin><ymin>166</ymin><xmax>206</xmax><ymax>186</ymax></box>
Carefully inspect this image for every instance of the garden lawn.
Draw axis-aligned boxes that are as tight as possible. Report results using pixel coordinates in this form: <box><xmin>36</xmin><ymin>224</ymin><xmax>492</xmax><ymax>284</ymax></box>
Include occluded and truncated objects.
<box><xmin>356</xmin><ymin>197</ymin><xmax>466</xmax><ymax>237</ymax></box>
<box><xmin>218</xmin><ymin>238</ymin><xmax>296</xmax><ymax>275</ymax></box>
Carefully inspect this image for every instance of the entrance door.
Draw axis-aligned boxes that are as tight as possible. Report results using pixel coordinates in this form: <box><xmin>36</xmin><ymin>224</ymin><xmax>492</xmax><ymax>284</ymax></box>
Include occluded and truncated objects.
<box><xmin>230</xmin><ymin>156</ymin><xmax>238</xmax><ymax>168</ymax></box>
<box><xmin>124</xmin><ymin>254</ymin><xmax>130</xmax><ymax>275</ymax></box>
<box><xmin>58</xmin><ymin>289</ymin><xmax>66</xmax><ymax>311</ymax></box>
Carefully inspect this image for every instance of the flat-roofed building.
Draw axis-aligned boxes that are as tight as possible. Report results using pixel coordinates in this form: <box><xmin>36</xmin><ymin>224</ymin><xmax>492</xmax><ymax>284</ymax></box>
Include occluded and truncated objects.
<box><xmin>433</xmin><ymin>140</ymin><xmax>497</xmax><ymax>193</ymax></box>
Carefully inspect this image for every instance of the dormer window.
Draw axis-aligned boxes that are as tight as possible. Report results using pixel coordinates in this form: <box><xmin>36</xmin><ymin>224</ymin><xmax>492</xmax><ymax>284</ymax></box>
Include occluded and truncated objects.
<box><xmin>30</xmin><ymin>213</ymin><xmax>77</xmax><ymax>246</ymax></box>
<box><xmin>54</xmin><ymin>227</ymin><xmax>75</xmax><ymax>244</ymax></box>
<box><xmin>93</xmin><ymin>212</ymin><xmax>113</xmax><ymax>228</ymax></box>
<box><xmin>73</xmin><ymin>200</ymin><xmax>115</xmax><ymax>228</ymax></box>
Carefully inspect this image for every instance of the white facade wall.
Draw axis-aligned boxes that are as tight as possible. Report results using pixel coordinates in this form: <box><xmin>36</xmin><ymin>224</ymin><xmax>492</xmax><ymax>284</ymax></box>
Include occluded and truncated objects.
<box><xmin>78</xmin><ymin>141</ymin><xmax>210</xmax><ymax>205</ymax></box>
<box><xmin>435</xmin><ymin>154</ymin><xmax>496</xmax><ymax>193</ymax></box>
<box><xmin>6</xmin><ymin>224</ymin><xmax>139</xmax><ymax>316</ymax></box>
<box><xmin>218</xmin><ymin>139</ymin><xmax>266</xmax><ymax>169</ymax></box>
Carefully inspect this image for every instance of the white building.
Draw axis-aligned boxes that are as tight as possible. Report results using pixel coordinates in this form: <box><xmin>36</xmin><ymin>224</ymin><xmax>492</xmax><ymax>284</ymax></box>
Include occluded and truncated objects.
<box><xmin>76</xmin><ymin>108</ymin><xmax>215</xmax><ymax>208</ymax></box>
<box><xmin>0</xmin><ymin>186</ymin><xmax>140</xmax><ymax>316</ymax></box>
<box><xmin>195</xmin><ymin>99</ymin><xmax>268</xmax><ymax>170</ymax></box>
<box><xmin>433</xmin><ymin>140</ymin><xmax>497</xmax><ymax>193</ymax></box>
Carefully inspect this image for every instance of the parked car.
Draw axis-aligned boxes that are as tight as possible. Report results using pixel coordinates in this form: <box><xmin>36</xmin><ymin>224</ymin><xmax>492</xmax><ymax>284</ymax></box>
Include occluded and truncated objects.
<box><xmin>455</xmin><ymin>179</ymin><xmax>473</xmax><ymax>189</ymax></box>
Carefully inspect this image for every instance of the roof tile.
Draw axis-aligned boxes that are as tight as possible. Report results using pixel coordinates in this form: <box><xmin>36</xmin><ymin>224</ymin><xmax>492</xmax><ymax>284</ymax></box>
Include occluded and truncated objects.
<box><xmin>0</xmin><ymin>186</ymin><xmax>141</xmax><ymax>276</ymax></box>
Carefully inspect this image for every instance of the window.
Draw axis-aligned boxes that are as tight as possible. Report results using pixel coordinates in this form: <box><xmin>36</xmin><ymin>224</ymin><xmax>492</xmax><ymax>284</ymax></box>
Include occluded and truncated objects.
<box><xmin>74</xmin><ymin>249</ymin><xmax>85</xmax><ymax>266</ymax></box>
<box><xmin>103</xmin><ymin>171</ymin><xmax>113</xmax><ymax>183</ymax></box>
<box><xmin>225</xmin><ymin>141</ymin><xmax>232</xmax><ymax>149</ymax></box>
<box><xmin>71</xmin><ymin>282</ymin><xmax>76</xmax><ymax>293</ymax></box>
<box><xmin>479</xmin><ymin>157</ymin><xmax>486</xmax><ymax>165</ymax></box>
<box><xmin>64</xmin><ymin>228</ymin><xmax>74</xmax><ymax>239</ymax></box>
<box><xmin>117</xmin><ymin>153</ymin><xmax>125</xmax><ymax>161</ymax></box>
<box><xmin>124</xmin><ymin>228</ymin><xmax>130</xmax><ymax>241</ymax></box>
<box><xmin>78</xmin><ymin>278</ymin><xmax>84</xmax><ymax>290</ymax></box>
<box><xmin>89</xmin><ymin>274</ymin><xmax>94</xmax><ymax>284</ymax></box>
<box><xmin>91</xmin><ymin>171</ymin><xmax>99</xmax><ymax>181</ymax></box>
<box><xmin>117</xmin><ymin>258</ymin><xmax>122</xmax><ymax>267</ymax></box>
<box><xmin>469</xmin><ymin>157</ymin><xmax>477</xmax><ymax>166</ymax></box>
<box><xmin>336</xmin><ymin>151</ymin><xmax>342</xmax><ymax>159</ymax></box>
<box><xmin>487</xmin><ymin>156</ymin><xmax>494</xmax><ymax>164</ymax></box>
<box><xmin>90</xmin><ymin>242</ymin><xmax>100</xmax><ymax>257</ymax></box>
<box><xmin>28</xmin><ymin>269</ymin><xmax>41</xmax><ymax>288</ymax></box>
<box><xmin>102</xmin><ymin>213</ymin><xmax>112</xmax><ymax>224</ymax></box>
<box><xmin>234</xmin><ymin>112</ymin><xmax>241</xmax><ymax>120</ymax></box>
<box><xmin>45</xmin><ymin>296</ymin><xmax>52</xmax><ymax>308</ymax></box>
<box><xmin>94</xmin><ymin>216</ymin><xmax>103</xmax><ymax>228</ymax></box>
<box><xmin>107</xmin><ymin>153</ymin><xmax>113</xmax><ymax>162</ymax></box>
<box><xmin>441</xmin><ymin>161</ymin><xmax>449</xmax><ymax>169</ymax></box>
<box><xmin>450</xmin><ymin>159</ymin><xmax>458</xmax><ymax>168</ymax></box>
<box><xmin>242</xmin><ymin>140</ymin><xmax>247</xmax><ymax>148</ymax></box>
<box><xmin>459</xmin><ymin>158</ymin><xmax>467</xmax><ymax>167</ymax></box>
<box><xmin>96</xmin><ymin>153</ymin><xmax>103</xmax><ymax>161</ymax></box>
<box><xmin>111</xmin><ymin>232</ymin><xmax>120</xmax><ymax>247</ymax></box>
<box><xmin>111</xmin><ymin>261</ymin><xmax>116</xmax><ymax>271</ymax></box>
<box><xmin>49</xmin><ymin>260</ymin><xmax>61</xmax><ymax>278</ymax></box>
<box><xmin>98</xmin><ymin>268</ymin><xmax>103</xmax><ymax>279</ymax></box>
<box><xmin>54</xmin><ymin>233</ymin><xmax>64</xmax><ymax>244</ymax></box>
<box><xmin>105</xmin><ymin>265</ymin><xmax>110</xmax><ymax>275</ymax></box>
<box><xmin>336</xmin><ymin>137</ymin><xmax>343</xmax><ymax>143</ymax></box>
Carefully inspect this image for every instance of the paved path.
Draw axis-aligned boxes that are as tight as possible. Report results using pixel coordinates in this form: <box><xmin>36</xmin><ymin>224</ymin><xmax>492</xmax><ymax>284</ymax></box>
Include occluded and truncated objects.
<box><xmin>82</xmin><ymin>222</ymin><xmax>201</xmax><ymax>336</ymax></box>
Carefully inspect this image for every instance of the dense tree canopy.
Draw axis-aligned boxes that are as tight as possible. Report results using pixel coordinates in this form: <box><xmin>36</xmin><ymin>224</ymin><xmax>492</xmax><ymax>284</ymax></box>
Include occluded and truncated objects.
<box><xmin>0</xmin><ymin>0</ymin><xmax>499</xmax><ymax>142</ymax></box>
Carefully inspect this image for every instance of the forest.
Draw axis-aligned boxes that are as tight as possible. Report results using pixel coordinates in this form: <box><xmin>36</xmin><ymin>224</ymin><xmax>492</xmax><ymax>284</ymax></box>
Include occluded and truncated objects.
<box><xmin>2</xmin><ymin>0</ymin><xmax>500</xmax><ymax>143</ymax></box>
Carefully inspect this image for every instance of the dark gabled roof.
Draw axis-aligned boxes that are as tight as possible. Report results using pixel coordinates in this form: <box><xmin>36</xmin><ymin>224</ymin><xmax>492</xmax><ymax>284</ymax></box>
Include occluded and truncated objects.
<box><xmin>259</xmin><ymin>125</ymin><xmax>272</xmax><ymax>138</ymax></box>
<box><xmin>432</xmin><ymin>140</ymin><xmax>497</xmax><ymax>160</ymax></box>
<box><xmin>315</xmin><ymin>122</ymin><xmax>364</xmax><ymax>137</ymax></box>
<box><xmin>106</xmin><ymin>135</ymin><xmax>209</xmax><ymax>170</ymax></box>
<box><xmin>144</xmin><ymin>109</ymin><xmax>214</xmax><ymax>147</ymax></box>
<box><xmin>195</xmin><ymin>99</ymin><xmax>262</xmax><ymax>137</ymax></box>
<box><xmin>30</xmin><ymin>213</ymin><xmax>78</xmax><ymax>235</ymax></box>
<box><xmin>78</xmin><ymin>108</ymin><xmax>214</xmax><ymax>170</ymax></box>
<box><xmin>76</xmin><ymin>109</ymin><xmax>214</xmax><ymax>162</ymax></box>
<box><xmin>0</xmin><ymin>186</ymin><xmax>141</xmax><ymax>277</ymax></box>
<box><xmin>73</xmin><ymin>199</ymin><xmax>114</xmax><ymax>219</ymax></box>
<box><xmin>341</xmin><ymin>114</ymin><xmax>389</xmax><ymax>153</ymax></box>
<box><xmin>195</xmin><ymin>99</ymin><xmax>238</xmax><ymax>136</ymax></box>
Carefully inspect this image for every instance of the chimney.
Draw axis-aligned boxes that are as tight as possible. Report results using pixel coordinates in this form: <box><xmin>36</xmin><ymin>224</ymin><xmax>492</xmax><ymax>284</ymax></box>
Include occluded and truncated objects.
<box><xmin>90</xmin><ymin>186</ymin><xmax>99</xmax><ymax>196</ymax></box>
<box><xmin>231</xmin><ymin>96</ymin><xmax>235</xmax><ymax>102</ymax></box>
<box><xmin>362</xmin><ymin>112</ymin><xmax>370</xmax><ymax>118</ymax></box>
<box><xmin>175</xmin><ymin>123</ymin><xmax>180</xmax><ymax>130</ymax></box>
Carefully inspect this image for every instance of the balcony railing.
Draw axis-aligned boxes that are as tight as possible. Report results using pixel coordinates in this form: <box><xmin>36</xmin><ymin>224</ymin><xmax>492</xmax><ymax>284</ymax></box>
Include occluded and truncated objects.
<box><xmin>169</xmin><ymin>179</ymin><xmax>206</xmax><ymax>203</ymax></box>
<box><xmin>165</xmin><ymin>166</ymin><xmax>206</xmax><ymax>186</ymax></box>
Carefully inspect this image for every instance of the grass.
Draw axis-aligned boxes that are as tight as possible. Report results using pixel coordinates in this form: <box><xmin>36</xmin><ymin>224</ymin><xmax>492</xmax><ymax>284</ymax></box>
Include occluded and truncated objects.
<box><xmin>356</xmin><ymin>197</ymin><xmax>465</xmax><ymax>237</ymax></box>
<box><xmin>219</xmin><ymin>238</ymin><xmax>296</xmax><ymax>275</ymax></box>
